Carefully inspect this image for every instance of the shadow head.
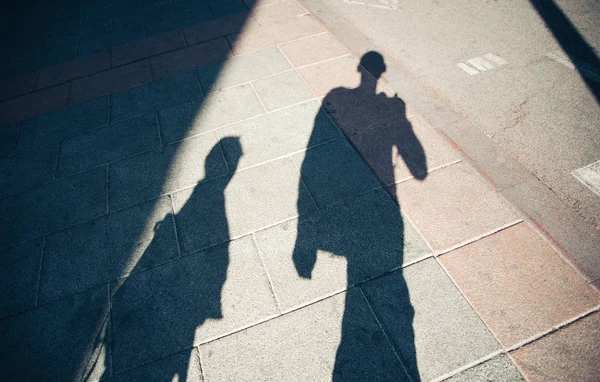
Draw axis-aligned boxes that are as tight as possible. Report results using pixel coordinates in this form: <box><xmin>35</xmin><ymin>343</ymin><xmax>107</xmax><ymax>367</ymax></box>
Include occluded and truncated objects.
<box><xmin>206</xmin><ymin>137</ymin><xmax>243</xmax><ymax>177</ymax></box>
<box><xmin>359</xmin><ymin>51</ymin><xmax>386</xmax><ymax>79</ymax></box>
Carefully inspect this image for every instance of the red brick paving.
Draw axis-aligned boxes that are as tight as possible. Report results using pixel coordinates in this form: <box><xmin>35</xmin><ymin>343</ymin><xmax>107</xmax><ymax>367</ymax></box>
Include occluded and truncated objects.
<box><xmin>0</xmin><ymin>71</ymin><xmax>38</xmax><ymax>102</ymax></box>
<box><xmin>69</xmin><ymin>60</ymin><xmax>152</xmax><ymax>105</ymax></box>
<box><xmin>150</xmin><ymin>38</ymin><xmax>232</xmax><ymax>80</ymax></box>
<box><xmin>112</xmin><ymin>29</ymin><xmax>186</xmax><ymax>67</ymax></box>
<box><xmin>391</xmin><ymin>162</ymin><xmax>520</xmax><ymax>253</ymax></box>
<box><xmin>440</xmin><ymin>223</ymin><xmax>600</xmax><ymax>348</ymax></box>
<box><xmin>0</xmin><ymin>83</ymin><xmax>70</xmax><ymax>125</ymax></box>
<box><xmin>36</xmin><ymin>51</ymin><xmax>112</xmax><ymax>90</ymax></box>
<box><xmin>510</xmin><ymin>311</ymin><xmax>600</xmax><ymax>382</ymax></box>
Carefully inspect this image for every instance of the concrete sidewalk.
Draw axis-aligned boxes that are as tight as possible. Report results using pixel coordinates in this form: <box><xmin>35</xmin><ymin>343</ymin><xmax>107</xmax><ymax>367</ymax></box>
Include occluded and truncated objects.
<box><xmin>1</xmin><ymin>0</ymin><xmax>599</xmax><ymax>381</ymax></box>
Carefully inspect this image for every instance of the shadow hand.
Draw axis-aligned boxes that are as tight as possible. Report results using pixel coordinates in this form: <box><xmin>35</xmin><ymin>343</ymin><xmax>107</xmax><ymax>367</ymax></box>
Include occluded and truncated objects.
<box><xmin>293</xmin><ymin>248</ymin><xmax>316</xmax><ymax>279</ymax></box>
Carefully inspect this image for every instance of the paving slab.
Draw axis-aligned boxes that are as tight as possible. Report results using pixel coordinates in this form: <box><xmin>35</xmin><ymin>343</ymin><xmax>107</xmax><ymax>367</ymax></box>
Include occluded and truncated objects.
<box><xmin>0</xmin><ymin>143</ymin><xmax>59</xmax><ymax>198</ymax></box>
<box><xmin>183</xmin><ymin>12</ymin><xmax>252</xmax><ymax>45</ymax></box>
<box><xmin>209</xmin><ymin>0</ymin><xmax>249</xmax><ymax>18</ymax></box>
<box><xmin>158</xmin><ymin>84</ymin><xmax>264</xmax><ymax>143</ymax></box>
<box><xmin>391</xmin><ymin>162</ymin><xmax>520</xmax><ymax>253</ymax></box>
<box><xmin>0</xmin><ymin>239</ymin><xmax>44</xmax><ymax>319</ymax></box>
<box><xmin>278</xmin><ymin>32</ymin><xmax>348</xmax><ymax>68</ymax></box>
<box><xmin>77</xmin><ymin>23</ymin><xmax>146</xmax><ymax>57</ymax></box>
<box><xmin>112</xmin><ymin>29</ymin><xmax>186</xmax><ymax>66</ymax></box>
<box><xmin>252</xmin><ymin>0</ymin><xmax>307</xmax><ymax>26</ymax></box>
<box><xmin>0</xmin><ymin>83</ymin><xmax>70</xmax><ymax>125</ymax></box>
<box><xmin>501</xmin><ymin>177</ymin><xmax>600</xmax><ymax>282</ymax></box>
<box><xmin>39</xmin><ymin>196</ymin><xmax>178</xmax><ymax>304</ymax></box>
<box><xmin>144</xmin><ymin>5</ymin><xmax>214</xmax><ymax>36</ymax></box>
<box><xmin>0</xmin><ymin>285</ymin><xmax>110</xmax><ymax>382</ymax></box>
<box><xmin>255</xmin><ymin>188</ymin><xmax>432</xmax><ymax>311</ymax></box>
<box><xmin>0</xmin><ymin>71</ymin><xmax>37</xmax><ymax>102</ymax></box>
<box><xmin>297</xmin><ymin>55</ymin><xmax>364</xmax><ymax>97</ymax></box>
<box><xmin>196</xmin><ymin>45</ymin><xmax>291</xmax><ymax>92</ymax></box>
<box><xmin>173</xmin><ymin>157</ymin><xmax>315</xmax><ymax>250</ymax></box>
<box><xmin>510</xmin><ymin>312</ymin><xmax>600</xmax><ymax>382</ymax></box>
<box><xmin>110</xmin><ymin>235</ymin><xmax>278</xmax><ymax>373</ymax></box>
<box><xmin>362</xmin><ymin>258</ymin><xmax>500</xmax><ymax>382</ymax></box>
<box><xmin>199</xmin><ymin>288</ymin><xmax>409</xmax><ymax>381</ymax></box>
<box><xmin>292</xmin><ymin>138</ymin><xmax>382</xmax><ymax>207</ymax></box>
<box><xmin>111</xmin><ymin>2</ymin><xmax>175</xmax><ymax>31</ymax></box>
<box><xmin>440</xmin><ymin>223</ymin><xmax>600</xmax><ymax>348</ymax></box>
<box><xmin>69</xmin><ymin>60</ymin><xmax>153</xmax><ymax>105</ymax></box>
<box><xmin>36</xmin><ymin>51</ymin><xmax>112</xmax><ymax>90</ymax></box>
<box><xmin>17</xmin><ymin>96</ymin><xmax>109</xmax><ymax>151</ymax></box>
<box><xmin>218</xmin><ymin>99</ymin><xmax>340</xmax><ymax>170</ymax></box>
<box><xmin>252</xmin><ymin>70</ymin><xmax>314</xmax><ymax>111</ymax></box>
<box><xmin>110</xmin><ymin>71</ymin><xmax>202</xmax><ymax>122</ymax></box>
<box><xmin>57</xmin><ymin>113</ymin><xmax>161</xmax><ymax>177</ymax></box>
<box><xmin>0</xmin><ymin>125</ymin><xmax>18</xmax><ymax>158</ymax></box>
<box><xmin>0</xmin><ymin>167</ymin><xmax>107</xmax><ymax>248</ymax></box>
<box><xmin>267</xmin><ymin>13</ymin><xmax>326</xmax><ymax>44</ymax></box>
<box><xmin>111</xmin><ymin>348</ymin><xmax>203</xmax><ymax>382</ymax></box>
<box><xmin>227</xmin><ymin>25</ymin><xmax>275</xmax><ymax>56</ymax></box>
<box><xmin>442</xmin><ymin>354</ymin><xmax>524</xmax><ymax>382</ymax></box>
<box><xmin>109</xmin><ymin>131</ymin><xmax>225</xmax><ymax>211</ymax></box>
<box><xmin>150</xmin><ymin>38</ymin><xmax>232</xmax><ymax>80</ymax></box>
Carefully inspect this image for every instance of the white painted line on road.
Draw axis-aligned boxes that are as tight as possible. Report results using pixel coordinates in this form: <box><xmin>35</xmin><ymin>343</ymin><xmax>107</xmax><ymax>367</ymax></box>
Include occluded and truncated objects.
<box><xmin>457</xmin><ymin>63</ymin><xmax>479</xmax><ymax>75</ymax></box>
<box><xmin>546</xmin><ymin>51</ymin><xmax>600</xmax><ymax>83</ymax></box>
<box><xmin>457</xmin><ymin>53</ymin><xmax>508</xmax><ymax>75</ymax></box>
<box><xmin>572</xmin><ymin>160</ymin><xmax>600</xmax><ymax>197</ymax></box>
<box><xmin>468</xmin><ymin>57</ymin><xmax>495</xmax><ymax>71</ymax></box>
<box><xmin>483</xmin><ymin>53</ymin><xmax>508</xmax><ymax>66</ymax></box>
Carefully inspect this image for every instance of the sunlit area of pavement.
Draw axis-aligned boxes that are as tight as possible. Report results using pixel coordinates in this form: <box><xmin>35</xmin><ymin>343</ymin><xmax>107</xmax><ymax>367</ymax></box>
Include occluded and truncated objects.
<box><xmin>1</xmin><ymin>0</ymin><xmax>599</xmax><ymax>381</ymax></box>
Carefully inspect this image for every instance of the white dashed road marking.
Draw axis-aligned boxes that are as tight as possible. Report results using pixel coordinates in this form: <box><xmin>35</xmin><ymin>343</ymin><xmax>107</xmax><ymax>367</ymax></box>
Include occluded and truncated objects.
<box><xmin>457</xmin><ymin>53</ymin><xmax>507</xmax><ymax>75</ymax></box>
<box><xmin>572</xmin><ymin>160</ymin><xmax>600</xmax><ymax>198</ymax></box>
<box><xmin>343</xmin><ymin>0</ymin><xmax>398</xmax><ymax>10</ymax></box>
<box><xmin>457</xmin><ymin>63</ymin><xmax>479</xmax><ymax>75</ymax></box>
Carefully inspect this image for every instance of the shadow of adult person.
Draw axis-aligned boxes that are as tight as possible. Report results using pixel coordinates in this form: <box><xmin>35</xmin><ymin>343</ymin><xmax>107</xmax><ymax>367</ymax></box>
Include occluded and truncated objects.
<box><xmin>293</xmin><ymin>52</ymin><xmax>427</xmax><ymax>381</ymax></box>
<box><xmin>105</xmin><ymin>138</ymin><xmax>243</xmax><ymax>381</ymax></box>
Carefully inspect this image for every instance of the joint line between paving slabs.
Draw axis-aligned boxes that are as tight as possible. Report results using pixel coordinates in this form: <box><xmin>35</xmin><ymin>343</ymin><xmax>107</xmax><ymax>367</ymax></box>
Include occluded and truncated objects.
<box><xmin>169</xmin><ymin>195</ymin><xmax>183</xmax><ymax>257</ymax></box>
<box><xmin>10</xmin><ymin>124</ymin><xmax>23</xmax><ymax>157</ymax></box>
<box><xmin>107</xmin><ymin>282</ymin><xmax>116</xmax><ymax>379</ymax></box>
<box><xmin>52</xmin><ymin>140</ymin><xmax>63</xmax><ymax>181</ymax></box>
<box><xmin>216</xmin><ymin>137</ymin><xmax>232</xmax><ymax>174</ymax></box>
<box><xmin>207</xmin><ymin>136</ymin><xmax>345</xmax><ymax>175</ymax></box>
<box><xmin>518</xmin><ymin>211</ymin><xmax>596</xmax><ymax>284</ymax></box>
<box><xmin>203</xmin><ymin>68</ymin><xmax>297</xmax><ymax>95</ymax></box>
<box><xmin>429</xmin><ymin>349</ymin><xmax>504</xmax><ymax>382</ymax></box>
<box><xmin>195</xmin><ymin>345</ymin><xmax>206</xmax><ymax>382</ymax></box>
<box><xmin>34</xmin><ymin>236</ymin><xmax>47</xmax><ymax>307</ymax></box>
<box><xmin>278</xmin><ymin>30</ymin><xmax>329</xmax><ymax>47</ymax></box>
<box><xmin>105</xmin><ymin>164</ymin><xmax>110</xmax><ymax>214</ymax></box>
<box><xmin>196</xmin><ymin>289</ymin><xmax>362</xmax><ymax>347</ymax></box>
<box><xmin>289</xmin><ymin>154</ymin><xmax>320</xmax><ymax>209</ymax></box>
<box><xmin>251</xmin><ymin>233</ymin><xmax>283</xmax><ymax>313</ymax></box>
<box><xmin>435</xmin><ymin>219</ymin><xmax>524</xmax><ymax>257</ymax></box>
<box><xmin>153</xmin><ymin>111</ymin><xmax>164</xmax><ymax>147</ymax></box>
<box><xmin>385</xmin><ymin>159</ymin><xmax>463</xmax><ymax>189</ymax></box>
<box><xmin>249</xmin><ymin>82</ymin><xmax>269</xmax><ymax>113</ymax></box>
<box><xmin>293</xmin><ymin>53</ymin><xmax>352</xmax><ymax>70</ymax></box>
<box><xmin>275</xmin><ymin>44</ymin><xmax>319</xmax><ymax>99</ymax></box>
<box><xmin>505</xmin><ymin>304</ymin><xmax>600</xmax><ymax>353</ymax></box>
<box><xmin>433</xmin><ymin>254</ymin><xmax>504</xmax><ymax>356</ymax></box>
<box><xmin>358</xmin><ymin>286</ymin><xmax>416</xmax><ymax>382</ymax></box>
<box><xmin>192</xmin><ymin>68</ymin><xmax>205</xmax><ymax>95</ymax></box>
